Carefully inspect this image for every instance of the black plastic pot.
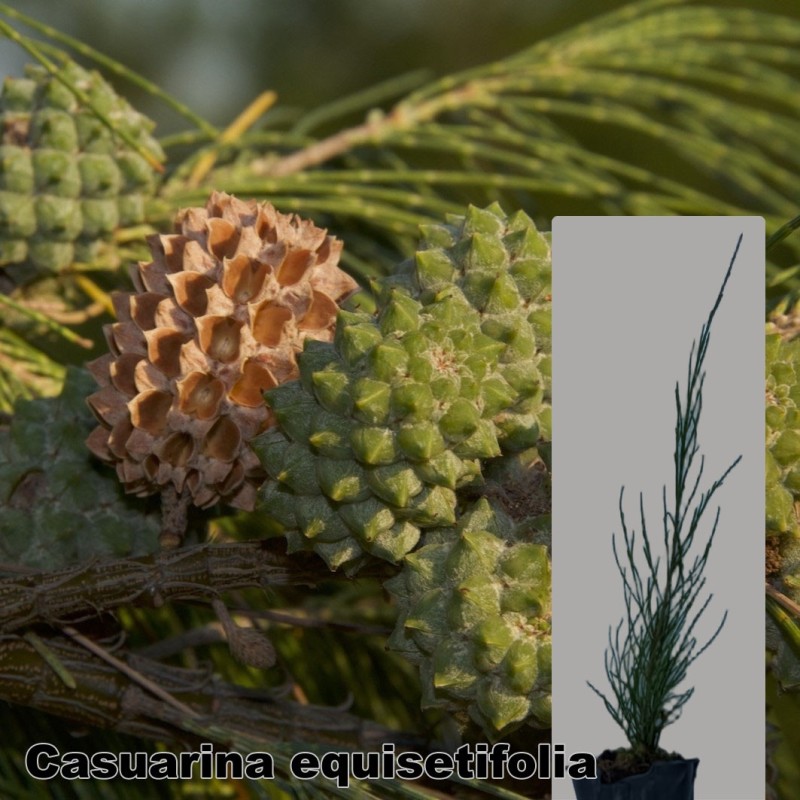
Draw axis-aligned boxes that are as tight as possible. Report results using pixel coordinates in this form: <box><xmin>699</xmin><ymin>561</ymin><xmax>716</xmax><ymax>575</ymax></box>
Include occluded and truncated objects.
<box><xmin>572</xmin><ymin>757</ymin><xmax>699</xmax><ymax>800</ymax></box>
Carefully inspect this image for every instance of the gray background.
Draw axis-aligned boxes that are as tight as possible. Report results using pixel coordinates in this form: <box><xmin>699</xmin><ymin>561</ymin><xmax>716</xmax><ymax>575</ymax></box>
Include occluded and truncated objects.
<box><xmin>551</xmin><ymin>217</ymin><xmax>764</xmax><ymax>799</ymax></box>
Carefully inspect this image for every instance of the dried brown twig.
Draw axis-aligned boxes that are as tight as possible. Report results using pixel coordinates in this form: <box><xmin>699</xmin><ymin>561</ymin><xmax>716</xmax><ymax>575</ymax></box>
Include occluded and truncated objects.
<box><xmin>0</xmin><ymin>539</ymin><xmax>341</xmax><ymax>634</ymax></box>
<box><xmin>0</xmin><ymin>630</ymin><xmax>409</xmax><ymax>751</ymax></box>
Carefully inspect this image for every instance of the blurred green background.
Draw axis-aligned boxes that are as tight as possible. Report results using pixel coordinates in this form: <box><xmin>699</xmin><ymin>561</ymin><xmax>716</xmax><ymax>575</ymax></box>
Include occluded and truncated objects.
<box><xmin>1</xmin><ymin>1</ymin><xmax>589</xmax><ymax>130</ymax></box>
<box><xmin>4</xmin><ymin>0</ymin><xmax>796</xmax><ymax>134</ymax></box>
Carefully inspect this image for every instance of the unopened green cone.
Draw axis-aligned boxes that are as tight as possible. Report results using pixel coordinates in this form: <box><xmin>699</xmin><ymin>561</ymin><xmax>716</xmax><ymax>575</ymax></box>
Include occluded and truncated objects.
<box><xmin>386</xmin><ymin>498</ymin><xmax>551</xmax><ymax>739</ymax></box>
<box><xmin>0</xmin><ymin>60</ymin><xmax>163</xmax><ymax>283</ymax></box>
<box><xmin>253</xmin><ymin>204</ymin><xmax>551</xmax><ymax>572</ymax></box>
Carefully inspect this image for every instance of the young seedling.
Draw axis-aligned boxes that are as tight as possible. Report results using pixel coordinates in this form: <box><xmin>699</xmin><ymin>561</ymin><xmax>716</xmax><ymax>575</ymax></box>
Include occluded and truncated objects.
<box><xmin>588</xmin><ymin>235</ymin><xmax>743</xmax><ymax>765</ymax></box>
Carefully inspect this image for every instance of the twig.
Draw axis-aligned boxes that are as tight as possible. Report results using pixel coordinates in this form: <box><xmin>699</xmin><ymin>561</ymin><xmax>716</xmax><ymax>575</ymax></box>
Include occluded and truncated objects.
<box><xmin>259</xmin><ymin>84</ymin><xmax>485</xmax><ymax>178</ymax></box>
<box><xmin>0</xmin><ymin>540</ymin><xmax>337</xmax><ymax>634</ymax></box>
<box><xmin>135</xmin><ymin>622</ymin><xmax>226</xmax><ymax>660</ymax></box>
<box><xmin>0</xmin><ymin>631</ymin><xmax>407</xmax><ymax>751</ymax></box>
<box><xmin>188</xmin><ymin>90</ymin><xmax>277</xmax><ymax>187</ymax></box>
<box><xmin>236</xmin><ymin>607</ymin><xmax>392</xmax><ymax>636</ymax></box>
<box><xmin>159</xmin><ymin>485</ymin><xmax>193</xmax><ymax>549</ymax></box>
<box><xmin>767</xmin><ymin>582</ymin><xmax>800</xmax><ymax>618</ymax></box>
<box><xmin>63</xmin><ymin>624</ymin><xmax>200</xmax><ymax>719</ymax></box>
<box><xmin>0</xmin><ymin>293</ymin><xmax>93</xmax><ymax>348</ymax></box>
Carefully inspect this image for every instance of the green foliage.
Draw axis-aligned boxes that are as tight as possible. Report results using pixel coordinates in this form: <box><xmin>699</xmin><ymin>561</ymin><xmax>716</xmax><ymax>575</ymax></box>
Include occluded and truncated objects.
<box><xmin>0</xmin><ymin>366</ymin><xmax>159</xmax><ymax>569</ymax></box>
<box><xmin>588</xmin><ymin>244</ymin><xmax>740</xmax><ymax>755</ymax></box>
<box><xmin>0</xmin><ymin>323</ymin><xmax>65</xmax><ymax>411</ymax></box>
<box><xmin>179</xmin><ymin>1</ymin><xmax>800</xmax><ymax>292</ymax></box>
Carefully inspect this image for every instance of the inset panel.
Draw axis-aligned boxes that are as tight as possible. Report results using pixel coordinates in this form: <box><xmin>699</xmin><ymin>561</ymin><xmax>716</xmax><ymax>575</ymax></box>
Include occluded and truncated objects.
<box><xmin>551</xmin><ymin>217</ymin><xmax>764</xmax><ymax>800</ymax></box>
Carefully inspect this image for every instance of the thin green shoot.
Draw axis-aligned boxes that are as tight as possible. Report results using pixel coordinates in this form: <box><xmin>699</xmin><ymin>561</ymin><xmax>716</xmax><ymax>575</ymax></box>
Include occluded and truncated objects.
<box><xmin>588</xmin><ymin>234</ymin><xmax>743</xmax><ymax>755</ymax></box>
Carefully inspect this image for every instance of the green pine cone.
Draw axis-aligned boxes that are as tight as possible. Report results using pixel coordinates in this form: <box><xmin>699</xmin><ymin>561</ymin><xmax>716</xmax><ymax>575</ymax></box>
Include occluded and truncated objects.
<box><xmin>253</xmin><ymin>205</ymin><xmax>551</xmax><ymax>571</ymax></box>
<box><xmin>0</xmin><ymin>367</ymin><xmax>159</xmax><ymax>569</ymax></box>
<box><xmin>373</xmin><ymin>202</ymin><xmax>552</xmax><ymax>444</ymax></box>
<box><xmin>0</xmin><ymin>59</ymin><xmax>163</xmax><ymax>283</ymax></box>
<box><xmin>253</xmin><ymin>276</ymin><xmax>547</xmax><ymax>570</ymax></box>
<box><xmin>765</xmin><ymin>327</ymin><xmax>800</xmax><ymax>689</ymax></box>
<box><xmin>766</xmin><ymin>331</ymin><xmax>800</xmax><ymax>536</ymax></box>
<box><xmin>385</xmin><ymin>498</ymin><xmax>551</xmax><ymax>739</ymax></box>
